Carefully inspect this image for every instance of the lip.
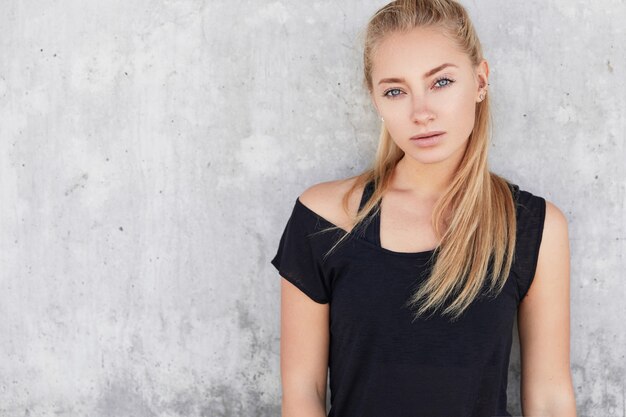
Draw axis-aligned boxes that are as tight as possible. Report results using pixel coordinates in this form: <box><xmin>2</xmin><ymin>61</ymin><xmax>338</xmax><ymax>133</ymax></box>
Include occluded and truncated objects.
<box><xmin>410</xmin><ymin>131</ymin><xmax>445</xmax><ymax>140</ymax></box>
<box><xmin>410</xmin><ymin>131</ymin><xmax>445</xmax><ymax>148</ymax></box>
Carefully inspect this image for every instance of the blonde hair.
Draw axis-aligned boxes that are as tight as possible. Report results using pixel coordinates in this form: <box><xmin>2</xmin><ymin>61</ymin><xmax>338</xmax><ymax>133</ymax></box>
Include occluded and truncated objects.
<box><xmin>319</xmin><ymin>0</ymin><xmax>517</xmax><ymax>322</ymax></box>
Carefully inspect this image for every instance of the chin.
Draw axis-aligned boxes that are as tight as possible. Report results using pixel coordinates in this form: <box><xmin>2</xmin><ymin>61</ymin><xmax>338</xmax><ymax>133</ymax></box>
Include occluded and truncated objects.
<box><xmin>408</xmin><ymin>136</ymin><xmax>469</xmax><ymax>162</ymax></box>
<box><xmin>403</xmin><ymin>150</ymin><xmax>450</xmax><ymax>165</ymax></box>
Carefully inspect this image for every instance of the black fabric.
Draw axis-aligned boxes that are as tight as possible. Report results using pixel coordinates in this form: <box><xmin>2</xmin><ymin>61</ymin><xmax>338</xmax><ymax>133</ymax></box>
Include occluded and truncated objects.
<box><xmin>357</xmin><ymin>179</ymin><xmax>382</xmax><ymax>246</ymax></box>
<box><xmin>270</xmin><ymin>180</ymin><xmax>546</xmax><ymax>417</ymax></box>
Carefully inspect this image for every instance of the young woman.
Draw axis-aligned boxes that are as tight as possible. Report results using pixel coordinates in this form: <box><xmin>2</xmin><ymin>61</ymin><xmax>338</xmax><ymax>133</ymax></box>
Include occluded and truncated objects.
<box><xmin>270</xmin><ymin>1</ymin><xmax>577</xmax><ymax>416</ymax></box>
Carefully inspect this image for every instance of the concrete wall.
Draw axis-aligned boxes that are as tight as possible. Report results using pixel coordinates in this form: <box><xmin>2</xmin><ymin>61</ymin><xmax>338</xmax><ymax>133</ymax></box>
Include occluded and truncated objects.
<box><xmin>0</xmin><ymin>0</ymin><xmax>623</xmax><ymax>415</ymax></box>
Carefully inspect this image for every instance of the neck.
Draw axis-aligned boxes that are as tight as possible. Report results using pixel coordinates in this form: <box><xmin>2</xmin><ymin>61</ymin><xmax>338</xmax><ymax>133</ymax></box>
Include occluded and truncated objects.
<box><xmin>390</xmin><ymin>151</ymin><xmax>464</xmax><ymax>201</ymax></box>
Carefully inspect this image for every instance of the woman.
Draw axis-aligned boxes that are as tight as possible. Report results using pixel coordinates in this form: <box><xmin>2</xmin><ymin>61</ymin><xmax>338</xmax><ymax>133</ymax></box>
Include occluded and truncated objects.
<box><xmin>270</xmin><ymin>0</ymin><xmax>577</xmax><ymax>416</ymax></box>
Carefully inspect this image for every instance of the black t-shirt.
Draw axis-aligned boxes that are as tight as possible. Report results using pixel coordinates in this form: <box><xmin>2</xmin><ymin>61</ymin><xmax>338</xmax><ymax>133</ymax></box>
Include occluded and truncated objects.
<box><xmin>270</xmin><ymin>180</ymin><xmax>546</xmax><ymax>417</ymax></box>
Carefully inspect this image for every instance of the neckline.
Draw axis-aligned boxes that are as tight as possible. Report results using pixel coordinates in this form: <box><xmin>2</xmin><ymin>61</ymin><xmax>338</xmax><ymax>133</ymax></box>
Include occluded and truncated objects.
<box><xmin>295</xmin><ymin>196</ymin><xmax>438</xmax><ymax>259</ymax></box>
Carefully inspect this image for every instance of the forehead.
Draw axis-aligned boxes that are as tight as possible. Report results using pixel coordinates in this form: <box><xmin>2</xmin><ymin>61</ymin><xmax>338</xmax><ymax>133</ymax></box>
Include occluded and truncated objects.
<box><xmin>371</xmin><ymin>26</ymin><xmax>470</xmax><ymax>79</ymax></box>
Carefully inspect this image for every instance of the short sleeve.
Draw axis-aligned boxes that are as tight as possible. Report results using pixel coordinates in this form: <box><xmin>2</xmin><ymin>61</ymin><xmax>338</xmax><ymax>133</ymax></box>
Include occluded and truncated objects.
<box><xmin>512</xmin><ymin>186</ymin><xmax>547</xmax><ymax>302</ymax></box>
<box><xmin>270</xmin><ymin>198</ymin><xmax>331</xmax><ymax>304</ymax></box>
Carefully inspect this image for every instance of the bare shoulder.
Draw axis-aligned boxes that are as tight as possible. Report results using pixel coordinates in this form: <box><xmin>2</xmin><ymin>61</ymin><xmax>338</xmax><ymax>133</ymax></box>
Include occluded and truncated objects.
<box><xmin>525</xmin><ymin>198</ymin><xmax>570</xmax><ymax>301</ymax></box>
<box><xmin>542</xmin><ymin>199</ymin><xmax>569</xmax><ymax>245</ymax></box>
<box><xmin>298</xmin><ymin>175</ymin><xmax>363</xmax><ymax>230</ymax></box>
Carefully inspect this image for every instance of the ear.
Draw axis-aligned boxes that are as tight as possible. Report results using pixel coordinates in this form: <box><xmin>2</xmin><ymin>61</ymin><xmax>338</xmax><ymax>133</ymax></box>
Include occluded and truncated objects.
<box><xmin>476</xmin><ymin>59</ymin><xmax>490</xmax><ymax>91</ymax></box>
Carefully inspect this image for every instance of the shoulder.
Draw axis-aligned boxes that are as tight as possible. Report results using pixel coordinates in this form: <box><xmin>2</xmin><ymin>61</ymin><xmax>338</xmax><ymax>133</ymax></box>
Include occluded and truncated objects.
<box><xmin>515</xmin><ymin>185</ymin><xmax>568</xmax><ymax>232</ymax></box>
<box><xmin>513</xmin><ymin>185</ymin><xmax>547</xmax><ymax>225</ymax></box>
<box><xmin>514</xmin><ymin>184</ymin><xmax>568</xmax><ymax>239</ymax></box>
<box><xmin>517</xmin><ymin>186</ymin><xmax>570</xmax><ymax>273</ymax></box>
<box><xmin>544</xmin><ymin>199</ymin><xmax>569</xmax><ymax>229</ymax></box>
<box><xmin>541</xmin><ymin>199</ymin><xmax>570</xmax><ymax>253</ymax></box>
<box><xmin>298</xmin><ymin>175</ymin><xmax>364</xmax><ymax>230</ymax></box>
<box><xmin>510</xmin><ymin>185</ymin><xmax>570</xmax><ymax>301</ymax></box>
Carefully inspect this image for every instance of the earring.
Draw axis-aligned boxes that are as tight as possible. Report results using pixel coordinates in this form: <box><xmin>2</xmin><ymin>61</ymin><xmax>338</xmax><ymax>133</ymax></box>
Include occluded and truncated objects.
<box><xmin>479</xmin><ymin>91</ymin><xmax>486</xmax><ymax>101</ymax></box>
<box><xmin>381</xmin><ymin>117</ymin><xmax>384</xmax><ymax>122</ymax></box>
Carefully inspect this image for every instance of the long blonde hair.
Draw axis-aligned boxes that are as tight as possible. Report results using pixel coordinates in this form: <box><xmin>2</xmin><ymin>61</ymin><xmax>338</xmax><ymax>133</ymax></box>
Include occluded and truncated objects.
<box><xmin>318</xmin><ymin>0</ymin><xmax>517</xmax><ymax>322</ymax></box>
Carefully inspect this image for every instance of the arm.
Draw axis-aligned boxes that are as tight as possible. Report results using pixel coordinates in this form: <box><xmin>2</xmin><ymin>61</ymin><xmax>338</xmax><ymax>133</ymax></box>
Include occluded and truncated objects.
<box><xmin>517</xmin><ymin>201</ymin><xmax>577</xmax><ymax>416</ymax></box>
<box><xmin>280</xmin><ymin>278</ymin><xmax>329</xmax><ymax>416</ymax></box>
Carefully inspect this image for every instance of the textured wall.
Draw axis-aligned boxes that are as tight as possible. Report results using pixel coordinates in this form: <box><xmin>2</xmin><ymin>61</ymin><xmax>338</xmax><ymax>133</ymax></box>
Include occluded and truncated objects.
<box><xmin>0</xmin><ymin>0</ymin><xmax>623</xmax><ymax>416</ymax></box>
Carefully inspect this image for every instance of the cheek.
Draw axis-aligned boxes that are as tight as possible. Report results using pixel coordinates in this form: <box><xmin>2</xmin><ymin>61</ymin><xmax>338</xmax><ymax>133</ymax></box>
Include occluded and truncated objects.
<box><xmin>442</xmin><ymin>89</ymin><xmax>477</xmax><ymax>130</ymax></box>
<box><xmin>442</xmin><ymin>87</ymin><xmax>475</xmax><ymax>112</ymax></box>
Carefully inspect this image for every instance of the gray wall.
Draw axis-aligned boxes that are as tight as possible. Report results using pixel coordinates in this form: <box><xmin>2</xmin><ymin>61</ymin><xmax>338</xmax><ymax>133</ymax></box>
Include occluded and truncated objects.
<box><xmin>0</xmin><ymin>0</ymin><xmax>623</xmax><ymax>416</ymax></box>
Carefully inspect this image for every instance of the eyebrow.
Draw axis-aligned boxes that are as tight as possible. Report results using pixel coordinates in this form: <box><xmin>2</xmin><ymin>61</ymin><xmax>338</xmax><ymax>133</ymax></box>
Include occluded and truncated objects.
<box><xmin>377</xmin><ymin>63</ymin><xmax>458</xmax><ymax>85</ymax></box>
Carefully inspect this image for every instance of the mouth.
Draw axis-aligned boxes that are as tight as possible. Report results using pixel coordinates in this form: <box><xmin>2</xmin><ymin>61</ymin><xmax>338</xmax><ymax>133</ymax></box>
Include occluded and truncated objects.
<box><xmin>410</xmin><ymin>131</ymin><xmax>445</xmax><ymax>140</ymax></box>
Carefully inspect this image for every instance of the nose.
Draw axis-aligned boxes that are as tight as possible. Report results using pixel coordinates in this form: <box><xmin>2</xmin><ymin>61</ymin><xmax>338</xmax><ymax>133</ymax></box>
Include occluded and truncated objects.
<box><xmin>410</xmin><ymin>95</ymin><xmax>435</xmax><ymax>124</ymax></box>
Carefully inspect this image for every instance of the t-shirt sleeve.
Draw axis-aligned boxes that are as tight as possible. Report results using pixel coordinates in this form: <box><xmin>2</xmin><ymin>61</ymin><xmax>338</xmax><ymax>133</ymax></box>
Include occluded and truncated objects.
<box><xmin>511</xmin><ymin>185</ymin><xmax>547</xmax><ymax>302</ymax></box>
<box><xmin>270</xmin><ymin>198</ymin><xmax>332</xmax><ymax>304</ymax></box>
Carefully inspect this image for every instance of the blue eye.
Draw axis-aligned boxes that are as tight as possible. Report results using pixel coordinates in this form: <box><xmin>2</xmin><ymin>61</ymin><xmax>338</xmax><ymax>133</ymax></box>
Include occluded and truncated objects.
<box><xmin>383</xmin><ymin>88</ymin><xmax>403</xmax><ymax>98</ymax></box>
<box><xmin>434</xmin><ymin>77</ymin><xmax>454</xmax><ymax>88</ymax></box>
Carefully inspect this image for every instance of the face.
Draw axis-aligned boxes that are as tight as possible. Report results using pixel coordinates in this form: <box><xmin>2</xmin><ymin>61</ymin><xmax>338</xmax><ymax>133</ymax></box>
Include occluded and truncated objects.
<box><xmin>370</xmin><ymin>26</ymin><xmax>489</xmax><ymax>166</ymax></box>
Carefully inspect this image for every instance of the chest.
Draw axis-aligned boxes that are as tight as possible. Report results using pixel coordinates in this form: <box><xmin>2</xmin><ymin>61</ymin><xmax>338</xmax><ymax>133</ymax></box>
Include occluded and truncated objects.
<box><xmin>328</xmin><ymin>252</ymin><xmax>519</xmax><ymax>364</ymax></box>
<box><xmin>378</xmin><ymin>197</ymin><xmax>440</xmax><ymax>253</ymax></box>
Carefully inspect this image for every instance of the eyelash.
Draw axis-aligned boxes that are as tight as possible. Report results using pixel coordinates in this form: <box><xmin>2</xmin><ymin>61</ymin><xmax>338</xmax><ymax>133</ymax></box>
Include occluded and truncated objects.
<box><xmin>382</xmin><ymin>76</ymin><xmax>456</xmax><ymax>99</ymax></box>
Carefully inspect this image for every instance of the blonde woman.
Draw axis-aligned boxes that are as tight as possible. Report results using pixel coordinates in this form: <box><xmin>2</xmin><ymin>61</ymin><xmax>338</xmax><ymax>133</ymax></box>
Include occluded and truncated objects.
<box><xmin>271</xmin><ymin>0</ymin><xmax>577</xmax><ymax>416</ymax></box>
